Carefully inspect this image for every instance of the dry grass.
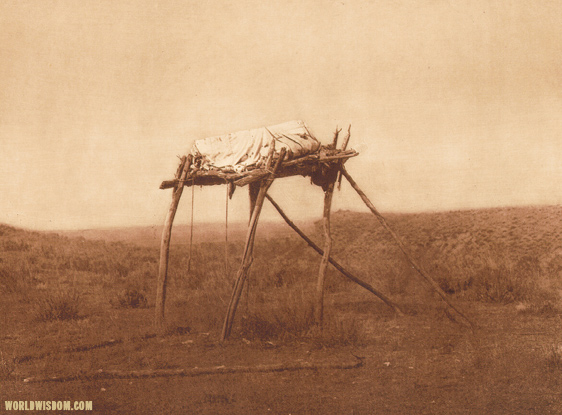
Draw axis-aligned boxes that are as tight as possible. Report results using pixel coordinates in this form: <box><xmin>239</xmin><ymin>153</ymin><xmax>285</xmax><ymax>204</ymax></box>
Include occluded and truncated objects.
<box><xmin>111</xmin><ymin>289</ymin><xmax>149</xmax><ymax>309</ymax></box>
<box><xmin>1</xmin><ymin>206</ymin><xmax>560</xmax><ymax>336</ymax></box>
<box><xmin>34</xmin><ymin>290</ymin><xmax>82</xmax><ymax>322</ymax></box>
<box><xmin>0</xmin><ymin>351</ymin><xmax>16</xmax><ymax>379</ymax></box>
<box><xmin>1</xmin><ymin>206</ymin><xmax>562</xmax><ymax>413</ymax></box>
<box><xmin>545</xmin><ymin>344</ymin><xmax>562</xmax><ymax>371</ymax></box>
<box><xmin>329</xmin><ymin>206</ymin><xmax>562</xmax><ymax>312</ymax></box>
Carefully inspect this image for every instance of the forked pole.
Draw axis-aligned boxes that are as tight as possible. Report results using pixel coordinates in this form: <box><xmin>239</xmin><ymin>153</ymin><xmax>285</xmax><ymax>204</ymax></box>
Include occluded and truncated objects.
<box><xmin>155</xmin><ymin>155</ymin><xmax>192</xmax><ymax>328</ymax></box>
<box><xmin>341</xmin><ymin>166</ymin><xmax>474</xmax><ymax>329</ymax></box>
<box><xmin>220</xmin><ymin>149</ymin><xmax>287</xmax><ymax>341</ymax></box>
<box><xmin>265</xmin><ymin>194</ymin><xmax>404</xmax><ymax>315</ymax></box>
<box><xmin>316</xmin><ymin>125</ymin><xmax>351</xmax><ymax>327</ymax></box>
<box><xmin>336</xmin><ymin>125</ymin><xmax>351</xmax><ymax>190</ymax></box>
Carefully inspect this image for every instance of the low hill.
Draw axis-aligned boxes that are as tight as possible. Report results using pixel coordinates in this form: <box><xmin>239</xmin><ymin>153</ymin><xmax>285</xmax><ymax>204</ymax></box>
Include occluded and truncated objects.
<box><xmin>329</xmin><ymin>205</ymin><xmax>562</xmax><ymax>270</ymax></box>
<box><xmin>3</xmin><ymin>205</ymin><xmax>562</xmax><ymax>274</ymax></box>
<box><xmin>320</xmin><ymin>205</ymin><xmax>562</xmax><ymax>302</ymax></box>
<box><xmin>2</xmin><ymin>205</ymin><xmax>561</xmax><ymax>303</ymax></box>
<box><xmin>2</xmin><ymin>207</ymin><xmax>561</xmax><ymax>415</ymax></box>
<box><xmin>57</xmin><ymin>221</ymin><xmax>315</xmax><ymax>247</ymax></box>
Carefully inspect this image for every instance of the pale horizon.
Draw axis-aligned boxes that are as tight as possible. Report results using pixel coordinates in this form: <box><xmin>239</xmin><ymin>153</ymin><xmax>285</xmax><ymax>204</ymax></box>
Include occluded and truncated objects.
<box><xmin>2</xmin><ymin>1</ymin><xmax>562</xmax><ymax>231</ymax></box>
<box><xmin>16</xmin><ymin>202</ymin><xmax>562</xmax><ymax>233</ymax></box>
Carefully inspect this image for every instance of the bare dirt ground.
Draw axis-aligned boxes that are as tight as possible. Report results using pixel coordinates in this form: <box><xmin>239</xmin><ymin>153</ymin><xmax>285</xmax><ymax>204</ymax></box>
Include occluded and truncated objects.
<box><xmin>1</xmin><ymin>207</ymin><xmax>562</xmax><ymax>414</ymax></box>
<box><xmin>2</xmin><ymin>295</ymin><xmax>561</xmax><ymax>414</ymax></box>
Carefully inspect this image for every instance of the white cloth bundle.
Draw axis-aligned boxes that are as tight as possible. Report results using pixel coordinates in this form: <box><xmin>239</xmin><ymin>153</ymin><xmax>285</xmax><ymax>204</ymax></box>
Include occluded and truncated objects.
<box><xmin>190</xmin><ymin>120</ymin><xmax>320</xmax><ymax>171</ymax></box>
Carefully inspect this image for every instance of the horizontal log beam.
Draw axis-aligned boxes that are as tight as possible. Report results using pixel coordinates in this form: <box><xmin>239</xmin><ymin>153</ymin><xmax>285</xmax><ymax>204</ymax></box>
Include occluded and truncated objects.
<box><xmin>22</xmin><ymin>357</ymin><xmax>363</xmax><ymax>383</ymax></box>
<box><xmin>159</xmin><ymin>151</ymin><xmax>359</xmax><ymax>189</ymax></box>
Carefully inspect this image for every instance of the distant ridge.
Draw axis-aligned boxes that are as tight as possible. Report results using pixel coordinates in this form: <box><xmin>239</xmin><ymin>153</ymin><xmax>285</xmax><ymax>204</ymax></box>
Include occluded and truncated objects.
<box><xmin>329</xmin><ymin>205</ymin><xmax>562</xmax><ymax>268</ymax></box>
<box><xmin>57</xmin><ymin>221</ymin><xmax>316</xmax><ymax>247</ymax></box>
<box><xmin>5</xmin><ymin>205</ymin><xmax>562</xmax><ymax>261</ymax></box>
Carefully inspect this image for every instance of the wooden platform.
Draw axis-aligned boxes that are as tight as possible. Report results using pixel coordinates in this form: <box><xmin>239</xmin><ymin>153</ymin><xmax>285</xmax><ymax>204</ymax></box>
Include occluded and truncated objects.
<box><xmin>160</xmin><ymin>147</ymin><xmax>358</xmax><ymax>189</ymax></box>
<box><xmin>155</xmin><ymin>125</ymin><xmax>473</xmax><ymax>340</ymax></box>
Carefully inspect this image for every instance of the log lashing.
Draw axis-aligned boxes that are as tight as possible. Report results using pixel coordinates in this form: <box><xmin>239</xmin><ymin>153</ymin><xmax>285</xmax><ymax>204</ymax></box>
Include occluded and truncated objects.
<box><xmin>159</xmin><ymin>147</ymin><xmax>358</xmax><ymax>189</ymax></box>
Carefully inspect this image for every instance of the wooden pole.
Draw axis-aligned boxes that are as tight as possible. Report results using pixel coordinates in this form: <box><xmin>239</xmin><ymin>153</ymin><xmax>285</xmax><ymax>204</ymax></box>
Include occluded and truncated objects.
<box><xmin>336</xmin><ymin>125</ymin><xmax>351</xmax><ymax>190</ymax></box>
<box><xmin>248</xmin><ymin>182</ymin><xmax>260</xmax><ymax>224</ymax></box>
<box><xmin>315</xmin><ymin>181</ymin><xmax>335</xmax><ymax>328</ymax></box>
<box><xmin>22</xmin><ymin>356</ymin><xmax>363</xmax><ymax>383</ymax></box>
<box><xmin>331</xmin><ymin>127</ymin><xmax>341</xmax><ymax>149</ymax></box>
<box><xmin>265</xmin><ymin>194</ymin><xmax>404</xmax><ymax>315</ymax></box>
<box><xmin>341</xmin><ymin>166</ymin><xmax>474</xmax><ymax>329</ymax></box>
<box><xmin>155</xmin><ymin>155</ymin><xmax>191</xmax><ymax>327</ymax></box>
<box><xmin>186</xmin><ymin>182</ymin><xmax>194</xmax><ymax>275</ymax></box>
<box><xmin>220</xmin><ymin>149</ymin><xmax>287</xmax><ymax>341</ymax></box>
<box><xmin>224</xmin><ymin>184</ymin><xmax>229</xmax><ymax>276</ymax></box>
<box><xmin>340</xmin><ymin>125</ymin><xmax>352</xmax><ymax>153</ymax></box>
<box><xmin>245</xmin><ymin>181</ymin><xmax>260</xmax><ymax>307</ymax></box>
<box><xmin>316</xmin><ymin>127</ymin><xmax>346</xmax><ymax>328</ymax></box>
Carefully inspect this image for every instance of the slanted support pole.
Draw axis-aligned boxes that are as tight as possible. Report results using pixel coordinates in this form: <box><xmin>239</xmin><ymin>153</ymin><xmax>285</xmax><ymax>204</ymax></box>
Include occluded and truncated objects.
<box><xmin>341</xmin><ymin>166</ymin><xmax>474</xmax><ymax>329</ymax></box>
<box><xmin>265</xmin><ymin>194</ymin><xmax>404</xmax><ymax>315</ymax></box>
<box><xmin>220</xmin><ymin>149</ymin><xmax>287</xmax><ymax>342</ymax></box>
<box><xmin>156</xmin><ymin>155</ymin><xmax>191</xmax><ymax>328</ymax></box>
<box><xmin>315</xmin><ymin>181</ymin><xmax>335</xmax><ymax>328</ymax></box>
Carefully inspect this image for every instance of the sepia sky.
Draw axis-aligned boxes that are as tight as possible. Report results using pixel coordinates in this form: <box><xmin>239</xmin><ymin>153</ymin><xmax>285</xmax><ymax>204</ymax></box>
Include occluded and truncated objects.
<box><xmin>1</xmin><ymin>0</ymin><xmax>562</xmax><ymax>230</ymax></box>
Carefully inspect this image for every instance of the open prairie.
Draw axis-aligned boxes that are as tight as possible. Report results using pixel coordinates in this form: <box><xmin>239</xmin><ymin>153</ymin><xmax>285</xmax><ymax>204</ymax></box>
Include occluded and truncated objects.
<box><xmin>1</xmin><ymin>206</ymin><xmax>561</xmax><ymax>414</ymax></box>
